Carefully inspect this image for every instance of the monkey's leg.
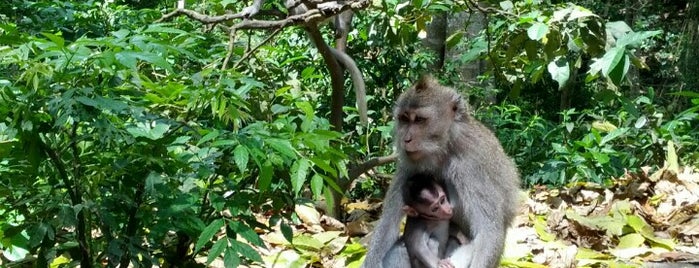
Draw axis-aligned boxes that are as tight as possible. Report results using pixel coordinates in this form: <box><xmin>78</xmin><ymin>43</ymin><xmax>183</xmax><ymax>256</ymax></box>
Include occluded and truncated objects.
<box><xmin>446</xmin><ymin>243</ymin><xmax>474</xmax><ymax>268</ymax></box>
<box><xmin>382</xmin><ymin>240</ymin><xmax>411</xmax><ymax>268</ymax></box>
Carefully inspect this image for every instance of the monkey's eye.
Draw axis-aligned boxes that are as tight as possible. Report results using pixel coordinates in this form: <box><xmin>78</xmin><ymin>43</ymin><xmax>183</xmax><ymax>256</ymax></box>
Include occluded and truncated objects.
<box><xmin>431</xmin><ymin>206</ymin><xmax>439</xmax><ymax>213</ymax></box>
<box><xmin>414</xmin><ymin>116</ymin><xmax>426</xmax><ymax>123</ymax></box>
<box><xmin>398</xmin><ymin>114</ymin><xmax>410</xmax><ymax>122</ymax></box>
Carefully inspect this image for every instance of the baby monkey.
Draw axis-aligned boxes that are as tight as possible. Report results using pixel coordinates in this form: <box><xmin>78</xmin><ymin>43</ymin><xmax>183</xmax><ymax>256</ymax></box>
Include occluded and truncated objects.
<box><xmin>402</xmin><ymin>174</ymin><xmax>469</xmax><ymax>268</ymax></box>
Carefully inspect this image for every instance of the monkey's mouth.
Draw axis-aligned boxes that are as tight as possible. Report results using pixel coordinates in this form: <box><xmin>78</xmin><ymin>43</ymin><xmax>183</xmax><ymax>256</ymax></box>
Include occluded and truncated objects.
<box><xmin>405</xmin><ymin>150</ymin><xmax>423</xmax><ymax>160</ymax></box>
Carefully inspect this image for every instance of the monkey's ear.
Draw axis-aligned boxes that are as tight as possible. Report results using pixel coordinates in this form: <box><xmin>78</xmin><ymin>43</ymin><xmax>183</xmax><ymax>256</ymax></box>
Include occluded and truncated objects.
<box><xmin>451</xmin><ymin>94</ymin><xmax>467</xmax><ymax>120</ymax></box>
<box><xmin>402</xmin><ymin>206</ymin><xmax>419</xmax><ymax>217</ymax></box>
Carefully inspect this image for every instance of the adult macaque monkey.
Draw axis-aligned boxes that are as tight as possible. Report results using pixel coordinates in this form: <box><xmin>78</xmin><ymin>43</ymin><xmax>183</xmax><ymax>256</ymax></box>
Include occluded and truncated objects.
<box><xmin>402</xmin><ymin>174</ymin><xmax>470</xmax><ymax>268</ymax></box>
<box><xmin>363</xmin><ymin>76</ymin><xmax>520</xmax><ymax>268</ymax></box>
<box><xmin>241</xmin><ymin>0</ymin><xmax>367</xmax><ymax>125</ymax></box>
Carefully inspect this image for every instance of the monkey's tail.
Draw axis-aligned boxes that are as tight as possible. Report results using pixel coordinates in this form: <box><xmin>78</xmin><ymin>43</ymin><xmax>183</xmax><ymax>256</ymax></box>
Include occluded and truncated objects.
<box><xmin>330</xmin><ymin>48</ymin><xmax>368</xmax><ymax>126</ymax></box>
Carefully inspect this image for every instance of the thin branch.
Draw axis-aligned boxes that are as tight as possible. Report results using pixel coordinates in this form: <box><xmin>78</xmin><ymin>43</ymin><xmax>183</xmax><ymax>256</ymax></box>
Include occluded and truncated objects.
<box><xmin>348</xmin><ymin>154</ymin><xmax>398</xmax><ymax>182</ymax></box>
<box><xmin>157</xmin><ymin>0</ymin><xmax>371</xmax><ymax>30</ymax></box>
<box><xmin>233</xmin><ymin>28</ymin><xmax>283</xmax><ymax>69</ymax></box>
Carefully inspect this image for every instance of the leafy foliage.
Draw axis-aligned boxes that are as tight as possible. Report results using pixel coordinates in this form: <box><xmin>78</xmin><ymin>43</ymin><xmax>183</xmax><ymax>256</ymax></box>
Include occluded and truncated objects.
<box><xmin>1</xmin><ymin>0</ymin><xmax>697</xmax><ymax>266</ymax></box>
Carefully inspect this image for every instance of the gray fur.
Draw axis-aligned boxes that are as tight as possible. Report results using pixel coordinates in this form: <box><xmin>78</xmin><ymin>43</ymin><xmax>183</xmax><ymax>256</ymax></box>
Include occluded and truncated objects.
<box><xmin>363</xmin><ymin>76</ymin><xmax>520</xmax><ymax>268</ymax></box>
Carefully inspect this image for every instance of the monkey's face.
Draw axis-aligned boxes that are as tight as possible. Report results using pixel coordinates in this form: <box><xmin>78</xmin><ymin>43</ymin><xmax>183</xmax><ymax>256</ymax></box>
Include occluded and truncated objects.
<box><xmin>395</xmin><ymin>104</ymin><xmax>453</xmax><ymax>163</ymax></box>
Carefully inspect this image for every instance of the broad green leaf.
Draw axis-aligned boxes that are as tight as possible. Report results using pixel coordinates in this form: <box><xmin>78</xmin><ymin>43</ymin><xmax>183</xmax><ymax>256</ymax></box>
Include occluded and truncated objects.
<box><xmin>41</xmin><ymin>32</ymin><xmax>64</xmax><ymax>48</ymax></box>
<box><xmin>627</xmin><ymin>215</ymin><xmax>675</xmax><ymax>249</ymax></box>
<box><xmin>532</xmin><ymin>216</ymin><xmax>556</xmax><ymax>242</ymax></box>
<box><xmin>220</xmin><ymin>0</ymin><xmax>236</xmax><ymax>7</ymax></box>
<box><xmin>606</xmin><ymin>21</ymin><xmax>632</xmax><ymax>39</ymax></box>
<box><xmin>617</xmin><ymin>233</ymin><xmax>645</xmax><ymax>249</ymax></box>
<box><xmin>310</xmin><ymin>174</ymin><xmax>323</xmax><ymax>199</ymax></box>
<box><xmin>197</xmin><ymin>130</ymin><xmax>220</xmax><ymax>146</ymax></box>
<box><xmin>592</xmin><ymin>121</ymin><xmax>617</xmax><ymax>132</ymax></box>
<box><xmin>211</xmin><ymin>139</ymin><xmax>237</xmax><ymax>147</ymax></box>
<box><xmin>229</xmin><ymin>220</ymin><xmax>265</xmax><ymax>247</ymax></box>
<box><xmin>634</xmin><ymin>116</ymin><xmax>647</xmax><ymax>128</ymax></box>
<box><xmin>616</xmin><ymin>30</ymin><xmax>662</xmax><ymax>48</ymax></box>
<box><xmin>195</xmin><ymin>219</ymin><xmax>225</xmax><ymax>252</ymax></box>
<box><xmin>267</xmin><ymin>138</ymin><xmax>297</xmax><ymax>159</ymax></box>
<box><xmin>292</xmin><ymin>234</ymin><xmax>324</xmax><ymax>251</ymax></box>
<box><xmin>126</xmin><ymin>122</ymin><xmax>171</xmax><ymax>140</ymax></box>
<box><xmin>230</xmin><ymin>239</ymin><xmax>263</xmax><ymax>262</ymax></box>
<box><xmin>291</xmin><ymin>158</ymin><xmax>310</xmax><ymax>196</ymax></box>
<box><xmin>115</xmin><ymin>51</ymin><xmax>172</xmax><ymax>71</ymax></box>
<box><xmin>233</xmin><ymin>145</ymin><xmax>249</xmax><ymax>173</ymax></box>
<box><xmin>547</xmin><ymin>58</ymin><xmax>570</xmax><ymax>89</ymax></box>
<box><xmin>295</xmin><ymin>101</ymin><xmax>314</xmax><ymax>118</ymax></box>
<box><xmin>445</xmin><ymin>32</ymin><xmax>463</xmax><ymax>49</ymax></box>
<box><xmin>207</xmin><ymin>239</ymin><xmax>227</xmax><ymax>264</ymax></box>
<box><xmin>527</xmin><ymin>22</ymin><xmax>549</xmax><ymax>41</ymax></box>
<box><xmin>258</xmin><ymin>161</ymin><xmax>274</xmax><ymax>191</ymax></box>
<box><xmin>281</xmin><ymin>221</ymin><xmax>293</xmax><ymax>242</ymax></box>
<box><xmin>223</xmin><ymin>247</ymin><xmax>241</xmax><ymax>267</ymax></box>
<box><xmin>599</xmin><ymin>127</ymin><xmax>627</xmax><ymax>145</ymax></box>
<box><xmin>607</xmin><ymin>53</ymin><xmax>629</xmax><ymax>86</ymax></box>
<box><xmin>551</xmin><ymin>6</ymin><xmax>572</xmax><ymax>22</ymax></box>
<box><xmin>568</xmin><ymin>6</ymin><xmax>595</xmax><ymax>21</ymax></box>
<box><xmin>565</xmin><ymin>210</ymin><xmax>625</xmax><ymax>236</ymax></box>
<box><xmin>499</xmin><ymin>0</ymin><xmax>514</xmax><ymax>11</ymax></box>
<box><xmin>310</xmin><ymin>157</ymin><xmax>337</xmax><ymax>177</ymax></box>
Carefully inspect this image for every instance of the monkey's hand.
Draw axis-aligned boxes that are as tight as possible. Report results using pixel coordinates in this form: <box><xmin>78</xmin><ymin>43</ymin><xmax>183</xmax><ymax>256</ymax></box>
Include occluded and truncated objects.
<box><xmin>241</xmin><ymin>5</ymin><xmax>261</xmax><ymax>18</ymax></box>
<box><xmin>438</xmin><ymin>259</ymin><xmax>455</xmax><ymax>268</ymax></box>
<box><xmin>453</xmin><ymin>231</ymin><xmax>468</xmax><ymax>245</ymax></box>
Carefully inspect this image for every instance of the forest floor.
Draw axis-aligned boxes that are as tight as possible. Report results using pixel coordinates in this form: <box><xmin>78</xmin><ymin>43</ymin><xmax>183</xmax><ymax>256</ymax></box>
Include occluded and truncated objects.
<box><xmin>240</xmin><ymin>162</ymin><xmax>699</xmax><ymax>268</ymax></box>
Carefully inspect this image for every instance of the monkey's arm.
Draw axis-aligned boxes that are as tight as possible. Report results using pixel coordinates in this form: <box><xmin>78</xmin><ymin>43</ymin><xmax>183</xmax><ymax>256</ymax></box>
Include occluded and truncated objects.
<box><xmin>403</xmin><ymin>220</ymin><xmax>441</xmax><ymax>268</ymax></box>
<box><xmin>241</xmin><ymin>0</ymin><xmax>264</xmax><ymax>17</ymax></box>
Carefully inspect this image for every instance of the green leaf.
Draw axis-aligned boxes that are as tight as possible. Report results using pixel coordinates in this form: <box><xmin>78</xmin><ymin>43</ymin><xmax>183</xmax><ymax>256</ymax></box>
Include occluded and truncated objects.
<box><xmin>310</xmin><ymin>174</ymin><xmax>324</xmax><ymax>199</ymax></box>
<box><xmin>599</xmin><ymin>127</ymin><xmax>627</xmax><ymax>145</ymax></box>
<box><xmin>310</xmin><ymin>157</ymin><xmax>337</xmax><ymax>177</ymax></box>
<box><xmin>195</xmin><ymin>219</ymin><xmax>225</xmax><ymax>252</ymax></box>
<box><xmin>568</xmin><ymin>6</ymin><xmax>595</xmax><ymax>21</ymax></box>
<box><xmin>115</xmin><ymin>51</ymin><xmax>172</xmax><ymax>71</ymax></box>
<box><xmin>229</xmin><ymin>220</ymin><xmax>265</xmax><ymax>247</ymax></box>
<box><xmin>606</xmin><ymin>21</ymin><xmax>632</xmax><ymax>39</ymax></box>
<box><xmin>258</xmin><ymin>161</ymin><xmax>274</xmax><ymax>191</ymax></box>
<box><xmin>41</xmin><ymin>32</ymin><xmax>65</xmax><ymax>48</ymax></box>
<box><xmin>627</xmin><ymin>215</ymin><xmax>675</xmax><ymax>249</ymax></box>
<box><xmin>527</xmin><ymin>22</ymin><xmax>549</xmax><ymax>41</ymax></box>
<box><xmin>499</xmin><ymin>0</ymin><xmax>514</xmax><ymax>11</ymax></box>
<box><xmin>266</xmin><ymin>138</ymin><xmax>297</xmax><ymax>159</ymax></box>
<box><xmin>281</xmin><ymin>221</ymin><xmax>293</xmax><ymax>243</ymax></box>
<box><xmin>126</xmin><ymin>122</ymin><xmax>171</xmax><ymax>140</ymax></box>
<box><xmin>291</xmin><ymin>234</ymin><xmax>324</xmax><ymax>251</ymax></box>
<box><xmin>230</xmin><ymin>239</ymin><xmax>263</xmax><ymax>262</ymax></box>
<box><xmin>291</xmin><ymin>158</ymin><xmax>310</xmax><ymax>196</ymax></box>
<box><xmin>144</xmin><ymin>25</ymin><xmax>189</xmax><ymax>35</ymax></box>
<box><xmin>532</xmin><ymin>216</ymin><xmax>556</xmax><ymax>242</ymax></box>
<box><xmin>616</xmin><ymin>30</ymin><xmax>662</xmax><ymax>48</ymax></box>
<box><xmin>547</xmin><ymin>58</ymin><xmax>570</xmax><ymax>89</ymax></box>
<box><xmin>233</xmin><ymin>145</ymin><xmax>249</xmax><ymax>173</ymax></box>
<box><xmin>198</xmin><ymin>130</ymin><xmax>220</xmax><ymax>146</ymax></box>
<box><xmin>223</xmin><ymin>246</ymin><xmax>241</xmax><ymax>267</ymax></box>
<box><xmin>445</xmin><ymin>32</ymin><xmax>463</xmax><ymax>49</ymax></box>
<box><xmin>207</xmin><ymin>239</ymin><xmax>227</xmax><ymax>264</ymax></box>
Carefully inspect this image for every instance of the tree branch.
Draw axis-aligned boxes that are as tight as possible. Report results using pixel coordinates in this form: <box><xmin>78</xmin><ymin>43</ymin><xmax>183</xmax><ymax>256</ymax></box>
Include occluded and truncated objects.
<box><xmin>348</xmin><ymin>154</ymin><xmax>397</xmax><ymax>183</ymax></box>
<box><xmin>157</xmin><ymin>0</ymin><xmax>371</xmax><ymax>30</ymax></box>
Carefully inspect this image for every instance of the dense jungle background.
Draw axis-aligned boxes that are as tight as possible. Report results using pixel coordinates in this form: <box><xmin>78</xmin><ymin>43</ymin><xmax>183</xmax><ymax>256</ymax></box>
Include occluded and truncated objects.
<box><xmin>1</xmin><ymin>0</ymin><xmax>698</xmax><ymax>267</ymax></box>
